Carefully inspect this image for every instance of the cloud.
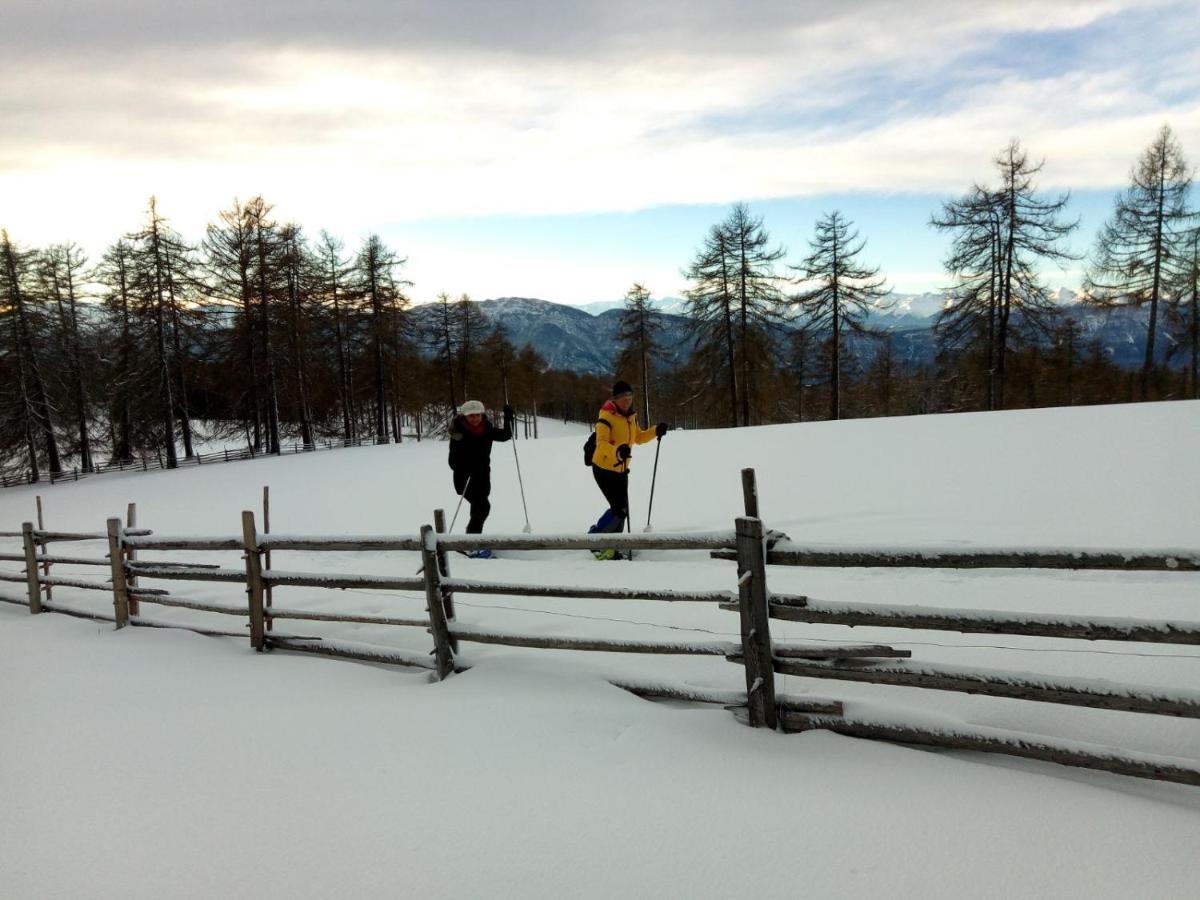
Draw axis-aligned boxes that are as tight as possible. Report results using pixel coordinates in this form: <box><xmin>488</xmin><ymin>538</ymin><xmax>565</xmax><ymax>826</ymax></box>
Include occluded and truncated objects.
<box><xmin>0</xmin><ymin>0</ymin><xmax>1196</xmax><ymax>255</ymax></box>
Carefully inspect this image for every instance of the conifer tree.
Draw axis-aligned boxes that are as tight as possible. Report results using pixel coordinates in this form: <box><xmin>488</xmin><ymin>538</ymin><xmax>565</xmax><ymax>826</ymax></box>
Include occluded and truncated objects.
<box><xmin>933</xmin><ymin>141</ymin><xmax>1077</xmax><ymax>408</ymax></box>
<box><xmin>39</xmin><ymin>243</ymin><xmax>94</xmax><ymax>470</ymax></box>
<box><xmin>614</xmin><ymin>282</ymin><xmax>663</xmax><ymax>420</ymax></box>
<box><xmin>0</xmin><ymin>229</ymin><xmax>61</xmax><ymax>479</ymax></box>
<box><xmin>792</xmin><ymin>210</ymin><xmax>889</xmax><ymax>420</ymax></box>
<box><xmin>1088</xmin><ymin>125</ymin><xmax>1192</xmax><ymax>399</ymax></box>
<box><xmin>684</xmin><ymin>203</ymin><xmax>785</xmax><ymax>426</ymax></box>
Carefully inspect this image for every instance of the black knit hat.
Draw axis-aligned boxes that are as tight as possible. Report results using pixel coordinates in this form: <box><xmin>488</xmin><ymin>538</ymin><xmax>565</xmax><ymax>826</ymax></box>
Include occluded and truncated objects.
<box><xmin>612</xmin><ymin>380</ymin><xmax>633</xmax><ymax>397</ymax></box>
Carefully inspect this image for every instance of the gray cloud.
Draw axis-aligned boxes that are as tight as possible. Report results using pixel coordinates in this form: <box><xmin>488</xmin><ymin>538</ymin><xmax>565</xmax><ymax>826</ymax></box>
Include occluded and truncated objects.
<box><xmin>2</xmin><ymin>0</ymin><xmax>1196</xmax><ymax>249</ymax></box>
<box><xmin>1</xmin><ymin>1</ymin><xmax>1136</xmax><ymax>61</ymax></box>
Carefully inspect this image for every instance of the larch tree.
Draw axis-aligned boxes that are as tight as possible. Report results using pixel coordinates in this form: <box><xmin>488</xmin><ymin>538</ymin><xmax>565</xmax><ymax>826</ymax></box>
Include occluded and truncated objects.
<box><xmin>279</xmin><ymin>223</ymin><xmax>315</xmax><ymax>446</ymax></box>
<box><xmin>614</xmin><ymin>282</ymin><xmax>664</xmax><ymax>420</ymax></box>
<box><xmin>314</xmin><ymin>230</ymin><xmax>356</xmax><ymax>439</ymax></box>
<box><xmin>1087</xmin><ymin>124</ymin><xmax>1192</xmax><ymax>399</ymax></box>
<box><xmin>726</xmin><ymin>203</ymin><xmax>787</xmax><ymax>426</ymax></box>
<box><xmin>203</xmin><ymin>198</ymin><xmax>263</xmax><ymax>450</ymax></box>
<box><xmin>354</xmin><ymin>234</ymin><xmax>409</xmax><ymax>441</ymax></box>
<box><xmin>684</xmin><ymin>203</ymin><xmax>786</xmax><ymax>427</ymax></box>
<box><xmin>0</xmin><ymin>229</ymin><xmax>62</xmax><ymax>479</ymax></box>
<box><xmin>791</xmin><ymin>210</ymin><xmax>890</xmax><ymax>420</ymax></box>
<box><xmin>684</xmin><ymin>222</ymin><xmax>738</xmax><ymax>426</ymax></box>
<box><xmin>1167</xmin><ymin>223</ymin><xmax>1200</xmax><ymax>399</ymax></box>
<box><xmin>454</xmin><ymin>294</ymin><xmax>491</xmax><ymax>402</ymax></box>
<box><xmin>930</xmin><ymin>185</ymin><xmax>1005</xmax><ymax>409</ymax></box>
<box><xmin>934</xmin><ymin>141</ymin><xmax>1078</xmax><ymax>408</ymax></box>
<box><xmin>39</xmin><ymin>242</ymin><xmax>94</xmax><ymax>470</ymax></box>
<box><xmin>96</xmin><ymin>238</ymin><xmax>138</xmax><ymax>462</ymax></box>
<box><xmin>245</xmin><ymin>196</ymin><xmax>284</xmax><ymax>454</ymax></box>
<box><xmin>427</xmin><ymin>292</ymin><xmax>459</xmax><ymax>413</ymax></box>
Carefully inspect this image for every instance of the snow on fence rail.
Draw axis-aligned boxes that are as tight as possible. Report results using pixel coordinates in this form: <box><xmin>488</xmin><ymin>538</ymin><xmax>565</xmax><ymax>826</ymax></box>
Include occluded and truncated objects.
<box><xmin>4</xmin><ymin>467</ymin><xmax>1200</xmax><ymax>786</ymax></box>
<box><xmin>760</xmin><ymin>596</ymin><xmax>1200</xmax><ymax>645</ymax></box>
<box><xmin>710</xmin><ymin>544</ymin><xmax>1200</xmax><ymax>572</ymax></box>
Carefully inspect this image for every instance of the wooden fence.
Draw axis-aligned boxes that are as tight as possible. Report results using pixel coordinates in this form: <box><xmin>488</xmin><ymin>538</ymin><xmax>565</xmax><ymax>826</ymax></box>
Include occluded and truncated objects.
<box><xmin>2</xmin><ymin>468</ymin><xmax>1199</xmax><ymax>787</ymax></box>
<box><xmin>0</xmin><ymin>435</ymin><xmax>396</xmax><ymax>489</ymax></box>
<box><xmin>0</xmin><ymin>408</ymin><xmax>545</xmax><ymax>490</ymax></box>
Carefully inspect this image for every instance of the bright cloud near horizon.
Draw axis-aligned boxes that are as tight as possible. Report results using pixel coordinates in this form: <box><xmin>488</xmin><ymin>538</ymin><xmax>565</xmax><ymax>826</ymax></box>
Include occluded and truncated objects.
<box><xmin>2</xmin><ymin>0</ymin><xmax>1198</xmax><ymax>304</ymax></box>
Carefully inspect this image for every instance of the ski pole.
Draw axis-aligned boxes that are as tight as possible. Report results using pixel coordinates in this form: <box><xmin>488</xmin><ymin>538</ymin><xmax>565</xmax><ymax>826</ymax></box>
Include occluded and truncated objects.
<box><xmin>623</xmin><ymin>456</ymin><xmax>633</xmax><ymax>561</ymax></box>
<box><xmin>416</xmin><ymin>477</ymin><xmax>471</xmax><ymax>575</ymax></box>
<box><xmin>448</xmin><ymin>474</ymin><xmax>472</xmax><ymax>534</ymax></box>
<box><xmin>511</xmin><ymin>438</ymin><xmax>532</xmax><ymax>534</ymax></box>
<box><xmin>644</xmin><ymin>435</ymin><xmax>662</xmax><ymax>533</ymax></box>
<box><xmin>503</xmin><ymin>390</ymin><xmax>532</xmax><ymax>534</ymax></box>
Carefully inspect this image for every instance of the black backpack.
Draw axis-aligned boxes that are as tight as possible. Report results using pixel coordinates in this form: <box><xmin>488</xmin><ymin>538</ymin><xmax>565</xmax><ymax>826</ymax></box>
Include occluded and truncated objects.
<box><xmin>582</xmin><ymin>431</ymin><xmax>596</xmax><ymax>466</ymax></box>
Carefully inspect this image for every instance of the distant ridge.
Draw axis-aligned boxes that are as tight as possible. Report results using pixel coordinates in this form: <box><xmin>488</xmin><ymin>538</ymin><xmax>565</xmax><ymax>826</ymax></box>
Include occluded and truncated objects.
<box><xmin>406</xmin><ymin>292</ymin><xmax>1179</xmax><ymax>376</ymax></box>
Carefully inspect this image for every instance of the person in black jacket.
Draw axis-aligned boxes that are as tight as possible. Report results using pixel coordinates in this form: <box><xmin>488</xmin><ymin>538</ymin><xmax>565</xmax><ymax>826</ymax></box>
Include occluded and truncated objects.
<box><xmin>448</xmin><ymin>399</ymin><xmax>514</xmax><ymax>537</ymax></box>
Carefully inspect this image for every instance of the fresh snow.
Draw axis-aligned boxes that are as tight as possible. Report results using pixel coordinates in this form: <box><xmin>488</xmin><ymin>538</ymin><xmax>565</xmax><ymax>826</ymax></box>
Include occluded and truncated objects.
<box><xmin>2</xmin><ymin>401</ymin><xmax>1199</xmax><ymax>898</ymax></box>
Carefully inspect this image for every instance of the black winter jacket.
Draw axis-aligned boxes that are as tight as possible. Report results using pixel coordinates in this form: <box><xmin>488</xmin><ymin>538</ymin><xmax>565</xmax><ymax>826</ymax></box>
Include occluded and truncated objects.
<box><xmin>448</xmin><ymin>413</ymin><xmax>513</xmax><ymax>476</ymax></box>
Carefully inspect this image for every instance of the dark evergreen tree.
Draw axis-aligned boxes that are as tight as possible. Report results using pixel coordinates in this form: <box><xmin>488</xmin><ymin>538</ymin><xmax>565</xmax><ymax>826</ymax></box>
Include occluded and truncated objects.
<box><xmin>1087</xmin><ymin>124</ymin><xmax>1192</xmax><ymax>399</ymax></box>
<box><xmin>314</xmin><ymin>230</ymin><xmax>356</xmax><ymax>439</ymax></box>
<box><xmin>454</xmin><ymin>294</ymin><xmax>491</xmax><ymax>401</ymax></box>
<box><xmin>39</xmin><ymin>243</ymin><xmax>95</xmax><ymax>470</ymax></box>
<box><xmin>353</xmin><ymin>235</ymin><xmax>410</xmax><ymax>441</ymax></box>
<box><xmin>684</xmin><ymin>203</ymin><xmax>785</xmax><ymax>426</ymax></box>
<box><xmin>0</xmin><ymin>230</ymin><xmax>62</xmax><ymax>480</ymax></box>
<box><xmin>95</xmin><ymin>239</ymin><xmax>138</xmax><ymax>462</ymax></box>
<box><xmin>614</xmin><ymin>282</ymin><xmax>664</xmax><ymax>420</ymax></box>
<box><xmin>791</xmin><ymin>210</ymin><xmax>890</xmax><ymax>420</ymax></box>
<box><xmin>934</xmin><ymin>141</ymin><xmax>1078</xmax><ymax>408</ymax></box>
<box><xmin>203</xmin><ymin>198</ymin><xmax>263</xmax><ymax>450</ymax></box>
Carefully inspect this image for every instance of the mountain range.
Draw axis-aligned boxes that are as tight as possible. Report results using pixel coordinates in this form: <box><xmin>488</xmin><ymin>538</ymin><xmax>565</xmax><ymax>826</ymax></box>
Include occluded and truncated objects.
<box><xmin>408</xmin><ymin>292</ymin><xmax>1185</xmax><ymax>376</ymax></box>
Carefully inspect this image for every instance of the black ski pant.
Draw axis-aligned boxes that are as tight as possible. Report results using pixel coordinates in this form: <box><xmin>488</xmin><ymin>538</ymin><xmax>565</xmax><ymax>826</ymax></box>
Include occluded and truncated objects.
<box><xmin>454</xmin><ymin>469</ymin><xmax>492</xmax><ymax>534</ymax></box>
<box><xmin>591</xmin><ymin>466</ymin><xmax>629</xmax><ymax>534</ymax></box>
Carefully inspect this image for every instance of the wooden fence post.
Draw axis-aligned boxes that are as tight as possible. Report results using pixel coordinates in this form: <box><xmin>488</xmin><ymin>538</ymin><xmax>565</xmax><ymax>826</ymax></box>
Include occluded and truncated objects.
<box><xmin>263</xmin><ymin>486</ymin><xmax>273</xmax><ymax>632</ymax></box>
<box><xmin>735</xmin><ymin>515</ymin><xmax>777</xmax><ymax>729</ymax></box>
<box><xmin>35</xmin><ymin>495</ymin><xmax>52</xmax><ymax>601</ymax></box>
<box><xmin>741</xmin><ymin>468</ymin><xmax>759</xmax><ymax>518</ymax></box>
<box><xmin>421</xmin><ymin>524</ymin><xmax>455</xmax><ymax>679</ymax></box>
<box><xmin>125</xmin><ymin>502</ymin><xmax>139</xmax><ymax>616</ymax></box>
<box><xmin>241</xmin><ymin>511</ymin><xmax>267</xmax><ymax>651</ymax></box>
<box><xmin>106</xmin><ymin>518</ymin><xmax>130</xmax><ymax>628</ymax></box>
<box><xmin>21</xmin><ymin>522</ymin><xmax>42</xmax><ymax>614</ymax></box>
<box><xmin>434</xmin><ymin>508</ymin><xmax>458</xmax><ymax>653</ymax></box>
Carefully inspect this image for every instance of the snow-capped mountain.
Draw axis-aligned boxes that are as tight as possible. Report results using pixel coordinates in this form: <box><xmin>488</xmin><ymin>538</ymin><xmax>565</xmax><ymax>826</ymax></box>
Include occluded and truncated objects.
<box><xmin>578</xmin><ymin>296</ymin><xmax>689</xmax><ymax>316</ymax></box>
<box><xmin>407</xmin><ymin>297</ymin><xmax>695</xmax><ymax>375</ymax></box>
<box><xmin>411</xmin><ymin>291</ymin><xmax>1185</xmax><ymax>375</ymax></box>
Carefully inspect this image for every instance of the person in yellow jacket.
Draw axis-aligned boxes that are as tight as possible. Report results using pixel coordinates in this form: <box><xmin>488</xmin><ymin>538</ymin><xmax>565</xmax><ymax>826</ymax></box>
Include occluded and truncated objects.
<box><xmin>588</xmin><ymin>380</ymin><xmax>668</xmax><ymax>559</ymax></box>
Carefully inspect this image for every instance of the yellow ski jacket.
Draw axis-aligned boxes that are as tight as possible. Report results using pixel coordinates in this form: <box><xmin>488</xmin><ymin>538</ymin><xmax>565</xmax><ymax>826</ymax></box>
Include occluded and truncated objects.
<box><xmin>592</xmin><ymin>399</ymin><xmax>657</xmax><ymax>473</ymax></box>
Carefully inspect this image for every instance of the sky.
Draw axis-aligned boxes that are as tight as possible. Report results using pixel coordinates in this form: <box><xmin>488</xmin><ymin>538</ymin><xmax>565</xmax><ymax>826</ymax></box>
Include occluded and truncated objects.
<box><xmin>2</xmin><ymin>0</ymin><xmax>1198</xmax><ymax>305</ymax></box>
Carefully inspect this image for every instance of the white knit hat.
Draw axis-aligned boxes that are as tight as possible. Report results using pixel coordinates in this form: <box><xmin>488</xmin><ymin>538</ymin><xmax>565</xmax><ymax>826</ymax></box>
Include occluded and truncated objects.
<box><xmin>458</xmin><ymin>400</ymin><xmax>485</xmax><ymax>415</ymax></box>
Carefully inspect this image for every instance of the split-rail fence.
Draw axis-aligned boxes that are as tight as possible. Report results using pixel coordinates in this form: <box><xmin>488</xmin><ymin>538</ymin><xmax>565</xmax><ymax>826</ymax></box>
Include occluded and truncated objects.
<box><xmin>2</xmin><ymin>469</ymin><xmax>1198</xmax><ymax>788</ymax></box>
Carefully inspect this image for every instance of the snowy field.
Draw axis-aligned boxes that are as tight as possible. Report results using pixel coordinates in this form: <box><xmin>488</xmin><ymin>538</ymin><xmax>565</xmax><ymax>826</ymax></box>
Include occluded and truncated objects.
<box><xmin>2</xmin><ymin>402</ymin><xmax>1199</xmax><ymax>898</ymax></box>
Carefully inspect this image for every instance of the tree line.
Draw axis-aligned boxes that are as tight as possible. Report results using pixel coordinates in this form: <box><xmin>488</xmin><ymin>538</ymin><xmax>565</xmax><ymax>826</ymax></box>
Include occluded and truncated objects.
<box><xmin>623</xmin><ymin>126</ymin><xmax>1198</xmax><ymax>430</ymax></box>
<box><xmin>2</xmin><ymin>126</ymin><xmax>1197</xmax><ymax>482</ymax></box>
<box><xmin>0</xmin><ymin>196</ymin><xmax>617</xmax><ymax>481</ymax></box>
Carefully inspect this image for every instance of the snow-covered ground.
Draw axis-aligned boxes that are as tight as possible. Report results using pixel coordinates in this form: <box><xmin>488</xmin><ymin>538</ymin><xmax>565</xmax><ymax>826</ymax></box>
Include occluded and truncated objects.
<box><xmin>2</xmin><ymin>402</ymin><xmax>1199</xmax><ymax>898</ymax></box>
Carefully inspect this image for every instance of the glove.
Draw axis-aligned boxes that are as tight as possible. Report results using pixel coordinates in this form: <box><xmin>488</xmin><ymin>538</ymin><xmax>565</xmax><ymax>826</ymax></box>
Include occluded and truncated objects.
<box><xmin>655</xmin><ymin>422</ymin><xmax>668</xmax><ymax>438</ymax></box>
<box><xmin>503</xmin><ymin>404</ymin><xmax>514</xmax><ymax>420</ymax></box>
<box><xmin>616</xmin><ymin>443</ymin><xmax>632</xmax><ymax>461</ymax></box>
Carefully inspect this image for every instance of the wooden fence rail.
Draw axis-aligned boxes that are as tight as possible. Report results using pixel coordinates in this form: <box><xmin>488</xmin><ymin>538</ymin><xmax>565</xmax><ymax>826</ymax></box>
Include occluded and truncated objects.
<box><xmin>2</xmin><ymin>435</ymin><xmax>398</xmax><ymax>491</ymax></box>
<box><xmin>4</xmin><ymin>466</ymin><xmax>1199</xmax><ymax>787</ymax></box>
<box><xmin>442</xmin><ymin>577</ymin><xmax>732</xmax><ymax>604</ymax></box>
<box><xmin>761</xmin><ymin>596</ymin><xmax>1200</xmax><ymax>645</ymax></box>
<box><xmin>781</xmin><ymin>713</ymin><xmax>1200</xmax><ymax>788</ymax></box>
<box><xmin>712</xmin><ymin>545</ymin><xmax>1200</xmax><ymax>572</ymax></box>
